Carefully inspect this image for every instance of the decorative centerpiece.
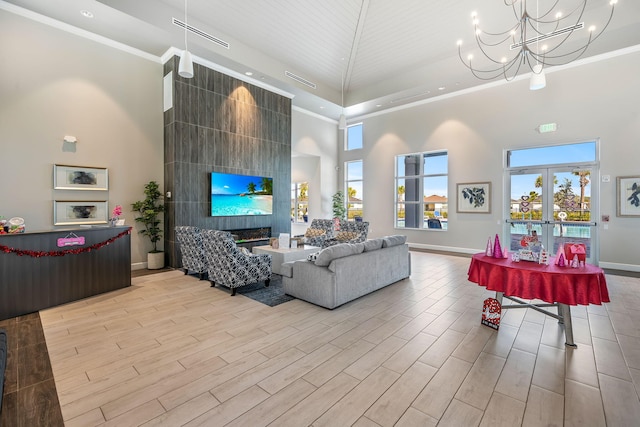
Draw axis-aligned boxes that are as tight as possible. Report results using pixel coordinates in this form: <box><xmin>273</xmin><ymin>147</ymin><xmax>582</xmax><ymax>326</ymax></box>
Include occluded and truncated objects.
<box><xmin>516</xmin><ymin>230</ymin><xmax>544</xmax><ymax>262</ymax></box>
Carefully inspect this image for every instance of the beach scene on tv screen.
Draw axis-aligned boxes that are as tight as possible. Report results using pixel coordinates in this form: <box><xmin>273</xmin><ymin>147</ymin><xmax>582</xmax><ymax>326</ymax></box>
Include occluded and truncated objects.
<box><xmin>211</xmin><ymin>172</ymin><xmax>273</xmax><ymax>216</ymax></box>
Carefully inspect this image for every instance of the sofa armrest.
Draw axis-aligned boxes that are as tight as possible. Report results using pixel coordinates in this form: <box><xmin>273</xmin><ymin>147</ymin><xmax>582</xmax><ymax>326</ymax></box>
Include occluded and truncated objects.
<box><xmin>280</xmin><ymin>261</ymin><xmax>294</xmax><ymax>278</ymax></box>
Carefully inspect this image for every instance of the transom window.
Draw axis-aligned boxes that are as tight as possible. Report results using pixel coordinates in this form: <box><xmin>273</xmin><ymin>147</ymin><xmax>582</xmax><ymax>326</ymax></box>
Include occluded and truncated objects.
<box><xmin>345</xmin><ymin>123</ymin><xmax>363</xmax><ymax>151</ymax></box>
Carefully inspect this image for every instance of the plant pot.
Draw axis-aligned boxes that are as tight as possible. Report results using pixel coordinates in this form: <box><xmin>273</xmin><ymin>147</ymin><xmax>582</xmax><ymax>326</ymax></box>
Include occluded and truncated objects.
<box><xmin>147</xmin><ymin>251</ymin><xmax>165</xmax><ymax>270</ymax></box>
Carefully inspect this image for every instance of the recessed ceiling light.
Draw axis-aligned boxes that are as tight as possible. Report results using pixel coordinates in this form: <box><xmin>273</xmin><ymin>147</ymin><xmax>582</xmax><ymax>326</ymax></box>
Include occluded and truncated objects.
<box><xmin>376</xmin><ymin>104</ymin><xmax>382</xmax><ymax>107</ymax></box>
<box><xmin>319</xmin><ymin>106</ymin><xmax>324</xmax><ymax>109</ymax></box>
<box><xmin>80</xmin><ymin>10</ymin><xmax>94</xmax><ymax>18</ymax></box>
<box><xmin>245</xmin><ymin>71</ymin><xmax>253</xmax><ymax>76</ymax></box>
<box><xmin>438</xmin><ymin>86</ymin><xmax>446</xmax><ymax>91</ymax></box>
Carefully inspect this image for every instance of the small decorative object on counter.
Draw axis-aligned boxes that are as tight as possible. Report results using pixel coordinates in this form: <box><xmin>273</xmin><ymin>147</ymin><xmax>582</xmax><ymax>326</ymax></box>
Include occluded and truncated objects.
<box><xmin>538</xmin><ymin>248</ymin><xmax>549</xmax><ymax>265</ymax></box>
<box><xmin>110</xmin><ymin>205</ymin><xmax>122</xmax><ymax>227</ymax></box>
<box><xmin>571</xmin><ymin>254</ymin><xmax>580</xmax><ymax>268</ymax></box>
<box><xmin>557</xmin><ymin>252</ymin><xmax>566</xmax><ymax>267</ymax></box>
<box><xmin>492</xmin><ymin>234</ymin><xmax>502</xmax><ymax>259</ymax></box>
<box><xmin>8</xmin><ymin>217</ymin><xmax>25</xmax><ymax>233</ymax></box>
<box><xmin>485</xmin><ymin>237</ymin><xmax>493</xmax><ymax>256</ymax></box>
<box><xmin>555</xmin><ymin>244</ymin><xmax>567</xmax><ymax>266</ymax></box>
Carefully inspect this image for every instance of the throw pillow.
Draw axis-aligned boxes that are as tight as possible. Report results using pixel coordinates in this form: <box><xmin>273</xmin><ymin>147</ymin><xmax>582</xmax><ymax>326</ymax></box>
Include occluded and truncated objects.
<box><xmin>382</xmin><ymin>235</ymin><xmax>407</xmax><ymax>248</ymax></box>
<box><xmin>307</xmin><ymin>251</ymin><xmax>320</xmax><ymax>263</ymax></box>
<box><xmin>304</xmin><ymin>228</ymin><xmax>326</xmax><ymax>238</ymax></box>
<box><xmin>335</xmin><ymin>231</ymin><xmax>358</xmax><ymax>241</ymax></box>
<box><xmin>363</xmin><ymin>238</ymin><xmax>384</xmax><ymax>252</ymax></box>
<box><xmin>314</xmin><ymin>243</ymin><xmax>364</xmax><ymax>267</ymax></box>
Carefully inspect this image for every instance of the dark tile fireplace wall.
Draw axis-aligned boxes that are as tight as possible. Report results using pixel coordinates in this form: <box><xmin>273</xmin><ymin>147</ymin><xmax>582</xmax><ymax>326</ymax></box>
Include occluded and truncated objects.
<box><xmin>163</xmin><ymin>56</ymin><xmax>292</xmax><ymax>268</ymax></box>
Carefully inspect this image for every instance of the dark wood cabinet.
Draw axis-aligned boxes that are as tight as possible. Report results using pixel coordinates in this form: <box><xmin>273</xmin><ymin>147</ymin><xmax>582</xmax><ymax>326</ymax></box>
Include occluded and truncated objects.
<box><xmin>0</xmin><ymin>226</ymin><xmax>131</xmax><ymax>320</ymax></box>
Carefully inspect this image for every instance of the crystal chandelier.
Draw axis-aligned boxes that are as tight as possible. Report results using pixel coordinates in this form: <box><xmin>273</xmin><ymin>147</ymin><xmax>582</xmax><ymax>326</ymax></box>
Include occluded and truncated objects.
<box><xmin>457</xmin><ymin>0</ymin><xmax>618</xmax><ymax>90</ymax></box>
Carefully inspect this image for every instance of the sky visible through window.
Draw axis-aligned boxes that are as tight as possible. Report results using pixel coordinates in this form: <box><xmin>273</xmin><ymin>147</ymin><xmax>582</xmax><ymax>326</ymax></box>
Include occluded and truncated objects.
<box><xmin>397</xmin><ymin>153</ymin><xmax>448</xmax><ymax>196</ymax></box>
<box><xmin>509</xmin><ymin>142</ymin><xmax>596</xmax><ymax>200</ymax></box>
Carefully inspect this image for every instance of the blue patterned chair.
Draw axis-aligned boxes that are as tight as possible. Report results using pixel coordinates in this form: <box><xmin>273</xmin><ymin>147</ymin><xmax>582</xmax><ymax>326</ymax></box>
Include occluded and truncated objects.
<box><xmin>175</xmin><ymin>226</ymin><xmax>208</xmax><ymax>279</ymax></box>
<box><xmin>202</xmin><ymin>229</ymin><xmax>272</xmax><ymax>296</ymax></box>
<box><xmin>322</xmin><ymin>220</ymin><xmax>370</xmax><ymax>248</ymax></box>
<box><xmin>302</xmin><ymin>219</ymin><xmax>334</xmax><ymax>248</ymax></box>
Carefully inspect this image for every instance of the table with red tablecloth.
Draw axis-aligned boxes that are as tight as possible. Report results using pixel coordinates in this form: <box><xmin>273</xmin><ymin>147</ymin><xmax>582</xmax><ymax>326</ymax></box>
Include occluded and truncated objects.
<box><xmin>468</xmin><ymin>253</ymin><xmax>610</xmax><ymax>347</ymax></box>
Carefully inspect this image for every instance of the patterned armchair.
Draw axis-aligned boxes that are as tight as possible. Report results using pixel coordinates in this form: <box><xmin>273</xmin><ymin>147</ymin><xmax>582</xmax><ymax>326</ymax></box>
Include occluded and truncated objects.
<box><xmin>175</xmin><ymin>226</ymin><xmax>208</xmax><ymax>279</ymax></box>
<box><xmin>302</xmin><ymin>219</ymin><xmax>335</xmax><ymax>247</ymax></box>
<box><xmin>322</xmin><ymin>220</ymin><xmax>370</xmax><ymax>248</ymax></box>
<box><xmin>201</xmin><ymin>229</ymin><xmax>271</xmax><ymax>296</ymax></box>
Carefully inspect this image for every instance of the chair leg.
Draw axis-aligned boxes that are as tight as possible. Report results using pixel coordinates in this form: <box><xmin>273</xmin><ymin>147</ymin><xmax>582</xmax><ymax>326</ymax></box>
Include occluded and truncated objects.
<box><xmin>231</xmin><ymin>288</ymin><xmax>236</xmax><ymax>296</ymax></box>
<box><xmin>210</xmin><ymin>281</ymin><xmax>216</xmax><ymax>288</ymax></box>
<box><xmin>265</xmin><ymin>279</ymin><xmax>270</xmax><ymax>287</ymax></box>
<box><xmin>184</xmin><ymin>269</ymin><xmax>188</xmax><ymax>275</ymax></box>
<box><xmin>199</xmin><ymin>272</ymin><xmax>205</xmax><ymax>280</ymax></box>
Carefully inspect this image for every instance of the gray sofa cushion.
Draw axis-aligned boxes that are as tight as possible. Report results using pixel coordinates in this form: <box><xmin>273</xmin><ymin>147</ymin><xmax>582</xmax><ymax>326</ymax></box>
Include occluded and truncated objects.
<box><xmin>314</xmin><ymin>242</ymin><xmax>365</xmax><ymax>267</ymax></box>
<box><xmin>382</xmin><ymin>235</ymin><xmax>407</xmax><ymax>248</ymax></box>
<box><xmin>363</xmin><ymin>238</ymin><xmax>384</xmax><ymax>252</ymax></box>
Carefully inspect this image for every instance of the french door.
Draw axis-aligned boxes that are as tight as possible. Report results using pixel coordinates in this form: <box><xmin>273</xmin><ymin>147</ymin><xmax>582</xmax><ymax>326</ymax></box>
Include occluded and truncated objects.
<box><xmin>506</xmin><ymin>166</ymin><xmax>597</xmax><ymax>264</ymax></box>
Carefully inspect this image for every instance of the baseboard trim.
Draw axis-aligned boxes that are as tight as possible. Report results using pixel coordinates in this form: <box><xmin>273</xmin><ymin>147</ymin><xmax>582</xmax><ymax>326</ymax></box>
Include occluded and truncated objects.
<box><xmin>409</xmin><ymin>244</ymin><xmax>640</xmax><ymax>274</ymax></box>
<box><xmin>599</xmin><ymin>261</ymin><xmax>640</xmax><ymax>273</ymax></box>
<box><xmin>131</xmin><ymin>262</ymin><xmax>147</xmax><ymax>271</ymax></box>
<box><xmin>408</xmin><ymin>243</ymin><xmax>479</xmax><ymax>256</ymax></box>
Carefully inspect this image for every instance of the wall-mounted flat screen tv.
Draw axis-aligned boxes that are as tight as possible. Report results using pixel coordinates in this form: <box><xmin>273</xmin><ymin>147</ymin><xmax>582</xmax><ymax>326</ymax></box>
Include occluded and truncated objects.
<box><xmin>210</xmin><ymin>172</ymin><xmax>273</xmax><ymax>216</ymax></box>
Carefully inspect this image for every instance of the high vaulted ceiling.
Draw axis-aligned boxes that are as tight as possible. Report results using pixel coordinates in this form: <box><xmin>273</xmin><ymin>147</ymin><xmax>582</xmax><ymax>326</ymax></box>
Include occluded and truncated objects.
<box><xmin>4</xmin><ymin>0</ymin><xmax>640</xmax><ymax>121</ymax></box>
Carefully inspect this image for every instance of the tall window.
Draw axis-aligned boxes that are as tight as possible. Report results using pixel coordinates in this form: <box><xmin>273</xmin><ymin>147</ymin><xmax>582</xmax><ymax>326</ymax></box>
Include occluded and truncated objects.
<box><xmin>395</xmin><ymin>151</ymin><xmax>448</xmax><ymax>229</ymax></box>
<box><xmin>291</xmin><ymin>182</ymin><xmax>308</xmax><ymax>223</ymax></box>
<box><xmin>345</xmin><ymin>160</ymin><xmax>363</xmax><ymax>220</ymax></box>
<box><xmin>345</xmin><ymin>123</ymin><xmax>363</xmax><ymax>151</ymax></box>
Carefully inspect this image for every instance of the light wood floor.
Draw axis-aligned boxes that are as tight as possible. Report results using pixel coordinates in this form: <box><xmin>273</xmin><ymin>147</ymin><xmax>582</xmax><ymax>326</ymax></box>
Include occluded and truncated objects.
<box><xmin>40</xmin><ymin>251</ymin><xmax>640</xmax><ymax>426</ymax></box>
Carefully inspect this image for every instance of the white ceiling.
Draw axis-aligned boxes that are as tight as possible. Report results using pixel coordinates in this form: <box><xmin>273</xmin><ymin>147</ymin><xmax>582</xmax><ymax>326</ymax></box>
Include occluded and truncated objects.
<box><xmin>4</xmin><ymin>0</ymin><xmax>640</xmax><ymax>121</ymax></box>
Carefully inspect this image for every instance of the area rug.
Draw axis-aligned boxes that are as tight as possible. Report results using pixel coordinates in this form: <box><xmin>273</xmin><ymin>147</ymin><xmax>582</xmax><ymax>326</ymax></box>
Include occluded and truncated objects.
<box><xmin>235</xmin><ymin>274</ymin><xmax>295</xmax><ymax>307</ymax></box>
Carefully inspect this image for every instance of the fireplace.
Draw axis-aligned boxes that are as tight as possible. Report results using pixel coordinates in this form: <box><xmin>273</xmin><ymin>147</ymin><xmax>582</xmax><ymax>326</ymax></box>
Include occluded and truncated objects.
<box><xmin>226</xmin><ymin>227</ymin><xmax>271</xmax><ymax>250</ymax></box>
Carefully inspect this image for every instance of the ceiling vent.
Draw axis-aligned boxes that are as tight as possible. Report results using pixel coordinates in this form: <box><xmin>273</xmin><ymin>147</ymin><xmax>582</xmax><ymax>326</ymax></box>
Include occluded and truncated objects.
<box><xmin>172</xmin><ymin>18</ymin><xmax>229</xmax><ymax>49</ymax></box>
<box><xmin>510</xmin><ymin>22</ymin><xmax>584</xmax><ymax>50</ymax></box>
<box><xmin>285</xmin><ymin>71</ymin><xmax>316</xmax><ymax>89</ymax></box>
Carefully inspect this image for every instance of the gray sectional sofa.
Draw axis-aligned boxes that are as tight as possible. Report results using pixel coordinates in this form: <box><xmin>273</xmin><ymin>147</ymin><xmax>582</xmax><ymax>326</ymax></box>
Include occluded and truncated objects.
<box><xmin>281</xmin><ymin>235</ymin><xmax>411</xmax><ymax>309</ymax></box>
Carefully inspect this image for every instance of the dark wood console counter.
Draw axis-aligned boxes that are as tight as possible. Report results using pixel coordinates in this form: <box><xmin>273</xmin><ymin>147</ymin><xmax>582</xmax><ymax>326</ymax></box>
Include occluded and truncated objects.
<box><xmin>0</xmin><ymin>226</ymin><xmax>131</xmax><ymax>320</ymax></box>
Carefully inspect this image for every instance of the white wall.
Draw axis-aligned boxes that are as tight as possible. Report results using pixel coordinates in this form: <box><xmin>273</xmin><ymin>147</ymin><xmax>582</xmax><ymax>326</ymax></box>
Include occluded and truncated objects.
<box><xmin>342</xmin><ymin>50</ymin><xmax>640</xmax><ymax>271</ymax></box>
<box><xmin>0</xmin><ymin>11</ymin><xmax>164</xmax><ymax>266</ymax></box>
<box><xmin>291</xmin><ymin>109</ymin><xmax>339</xmax><ymax>236</ymax></box>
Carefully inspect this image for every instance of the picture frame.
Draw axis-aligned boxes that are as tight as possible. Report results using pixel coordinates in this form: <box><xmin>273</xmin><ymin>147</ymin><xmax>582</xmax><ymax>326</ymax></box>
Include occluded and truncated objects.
<box><xmin>457</xmin><ymin>182</ymin><xmax>491</xmax><ymax>213</ymax></box>
<box><xmin>54</xmin><ymin>200</ymin><xmax>109</xmax><ymax>225</ymax></box>
<box><xmin>53</xmin><ymin>164</ymin><xmax>108</xmax><ymax>191</ymax></box>
<box><xmin>617</xmin><ymin>176</ymin><xmax>640</xmax><ymax>217</ymax></box>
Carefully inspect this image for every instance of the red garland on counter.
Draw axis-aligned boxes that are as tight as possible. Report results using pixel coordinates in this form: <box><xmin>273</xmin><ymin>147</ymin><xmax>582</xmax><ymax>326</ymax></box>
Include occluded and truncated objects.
<box><xmin>0</xmin><ymin>229</ymin><xmax>131</xmax><ymax>258</ymax></box>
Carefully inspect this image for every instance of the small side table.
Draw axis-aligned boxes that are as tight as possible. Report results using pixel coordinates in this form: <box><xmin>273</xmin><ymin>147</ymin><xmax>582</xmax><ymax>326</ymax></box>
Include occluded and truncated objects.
<box><xmin>252</xmin><ymin>245</ymin><xmax>320</xmax><ymax>275</ymax></box>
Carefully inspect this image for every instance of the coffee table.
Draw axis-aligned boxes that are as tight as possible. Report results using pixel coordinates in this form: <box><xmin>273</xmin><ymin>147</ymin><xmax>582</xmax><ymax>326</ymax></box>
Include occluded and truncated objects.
<box><xmin>252</xmin><ymin>244</ymin><xmax>320</xmax><ymax>275</ymax></box>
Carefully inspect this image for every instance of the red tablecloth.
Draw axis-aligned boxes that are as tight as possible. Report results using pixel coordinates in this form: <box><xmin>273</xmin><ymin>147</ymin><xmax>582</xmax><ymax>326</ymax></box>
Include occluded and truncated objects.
<box><xmin>468</xmin><ymin>253</ymin><xmax>610</xmax><ymax>306</ymax></box>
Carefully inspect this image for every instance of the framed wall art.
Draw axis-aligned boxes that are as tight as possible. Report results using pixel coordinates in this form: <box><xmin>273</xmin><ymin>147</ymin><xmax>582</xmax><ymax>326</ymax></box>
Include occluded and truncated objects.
<box><xmin>457</xmin><ymin>182</ymin><xmax>491</xmax><ymax>213</ymax></box>
<box><xmin>617</xmin><ymin>176</ymin><xmax>640</xmax><ymax>217</ymax></box>
<box><xmin>53</xmin><ymin>164</ymin><xmax>108</xmax><ymax>191</ymax></box>
<box><xmin>54</xmin><ymin>200</ymin><xmax>108</xmax><ymax>225</ymax></box>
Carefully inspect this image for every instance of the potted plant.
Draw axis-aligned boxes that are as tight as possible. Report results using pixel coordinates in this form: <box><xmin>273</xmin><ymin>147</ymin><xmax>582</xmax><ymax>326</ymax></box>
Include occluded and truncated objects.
<box><xmin>332</xmin><ymin>190</ymin><xmax>346</xmax><ymax>220</ymax></box>
<box><xmin>132</xmin><ymin>180</ymin><xmax>165</xmax><ymax>269</ymax></box>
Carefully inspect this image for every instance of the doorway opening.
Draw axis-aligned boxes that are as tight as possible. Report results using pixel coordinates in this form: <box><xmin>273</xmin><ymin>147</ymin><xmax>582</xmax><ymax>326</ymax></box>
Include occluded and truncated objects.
<box><xmin>505</xmin><ymin>141</ymin><xmax>598</xmax><ymax>263</ymax></box>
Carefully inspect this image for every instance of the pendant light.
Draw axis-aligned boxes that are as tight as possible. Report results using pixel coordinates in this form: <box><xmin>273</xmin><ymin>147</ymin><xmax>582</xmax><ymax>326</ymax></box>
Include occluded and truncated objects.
<box><xmin>178</xmin><ymin>0</ymin><xmax>194</xmax><ymax>78</ymax></box>
<box><xmin>530</xmin><ymin>64</ymin><xmax>546</xmax><ymax>90</ymax></box>
<box><xmin>338</xmin><ymin>71</ymin><xmax>346</xmax><ymax>129</ymax></box>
